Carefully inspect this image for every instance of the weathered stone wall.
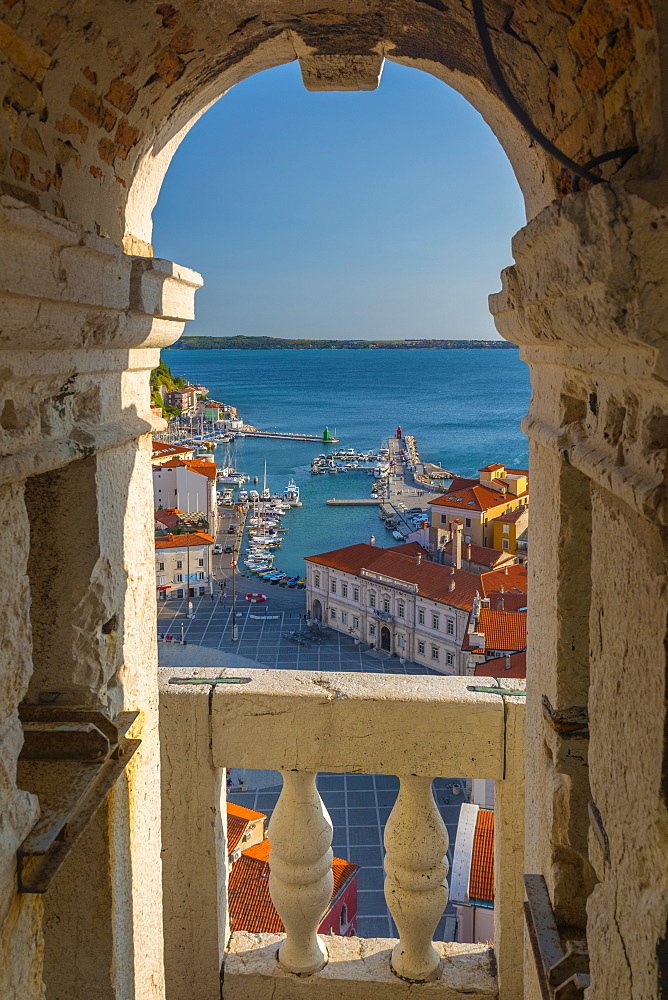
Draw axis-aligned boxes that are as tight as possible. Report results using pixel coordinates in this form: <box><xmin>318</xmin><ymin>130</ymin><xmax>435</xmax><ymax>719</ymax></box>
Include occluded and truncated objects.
<box><xmin>0</xmin><ymin>3</ymin><xmax>665</xmax><ymax>998</ymax></box>
<box><xmin>0</xmin><ymin>196</ymin><xmax>201</xmax><ymax>998</ymax></box>
<box><xmin>0</xmin><ymin>0</ymin><xmax>661</xmax><ymax>247</ymax></box>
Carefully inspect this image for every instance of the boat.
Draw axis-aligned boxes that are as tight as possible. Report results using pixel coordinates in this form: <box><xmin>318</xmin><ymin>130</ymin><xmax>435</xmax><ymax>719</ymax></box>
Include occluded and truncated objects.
<box><xmin>286</xmin><ymin>576</ymin><xmax>300</xmax><ymax>588</ymax></box>
<box><xmin>283</xmin><ymin>480</ymin><xmax>301</xmax><ymax>506</ymax></box>
<box><xmin>260</xmin><ymin>459</ymin><xmax>271</xmax><ymax>500</ymax></box>
<box><xmin>248</xmin><ymin>489</ymin><xmax>259</xmax><ymax>502</ymax></box>
<box><xmin>217</xmin><ymin>466</ymin><xmax>248</xmax><ymax>485</ymax></box>
<box><xmin>270</xmin><ymin>573</ymin><xmax>286</xmax><ymax>584</ymax></box>
<box><xmin>392</xmin><ymin>530</ymin><xmax>404</xmax><ymax>541</ymax></box>
<box><xmin>296</xmin><ymin>578</ymin><xmax>307</xmax><ymax>589</ymax></box>
<box><xmin>238</xmin><ymin>489</ymin><xmax>248</xmax><ymax>502</ymax></box>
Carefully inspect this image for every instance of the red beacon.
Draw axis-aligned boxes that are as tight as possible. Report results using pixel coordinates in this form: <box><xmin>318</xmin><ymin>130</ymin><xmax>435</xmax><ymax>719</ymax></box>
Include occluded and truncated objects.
<box><xmin>396</xmin><ymin>426</ymin><xmax>402</xmax><ymax>439</ymax></box>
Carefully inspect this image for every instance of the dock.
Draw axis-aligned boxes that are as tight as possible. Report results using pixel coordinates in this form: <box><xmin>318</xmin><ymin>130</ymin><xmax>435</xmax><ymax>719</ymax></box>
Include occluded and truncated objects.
<box><xmin>326</xmin><ymin>498</ymin><xmax>381</xmax><ymax>506</ymax></box>
<box><xmin>243</xmin><ymin>430</ymin><xmax>339</xmax><ymax>443</ymax></box>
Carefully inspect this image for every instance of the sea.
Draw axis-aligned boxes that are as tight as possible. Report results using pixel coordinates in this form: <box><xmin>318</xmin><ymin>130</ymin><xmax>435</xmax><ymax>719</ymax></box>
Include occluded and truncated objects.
<box><xmin>162</xmin><ymin>348</ymin><xmax>531</xmax><ymax>578</ymax></box>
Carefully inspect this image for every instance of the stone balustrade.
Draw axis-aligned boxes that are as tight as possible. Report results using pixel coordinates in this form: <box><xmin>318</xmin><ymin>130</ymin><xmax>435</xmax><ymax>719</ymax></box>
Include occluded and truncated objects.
<box><xmin>158</xmin><ymin>667</ymin><xmax>525</xmax><ymax>1000</ymax></box>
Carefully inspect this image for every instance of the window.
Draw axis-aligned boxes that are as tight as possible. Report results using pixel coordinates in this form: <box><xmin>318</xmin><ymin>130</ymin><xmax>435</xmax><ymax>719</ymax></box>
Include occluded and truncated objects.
<box><xmin>198</xmin><ymin>558</ymin><xmax>204</xmax><ymax>566</ymax></box>
<box><xmin>369</xmin><ymin>623</ymin><xmax>376</xmax><ymax>636</ymax></box>
<box><xmin>418</xmin><ymin>641</ymin><xmax>425</xmax><ymax>655</ymax></box>
<box><xmin>330</xmin><ymin>608</ymin><xmax>336</xmax><ymax>619</ymax></box>
<box><xmin>447</xmin><ymin>652</ymin><xmax>454</xmax><ymax>666</ymax></box>
<box><xmin>176</xmin><ymin>589</ymin><xmax>183</xmax><ymax>599</ymax></box>
<box><xmin>447</xmin><ymin>618</ymin><xmax>454</xmax><ymax>635</ymax></box>
<box><xmin>353</xmin><ymin>587</ymin><xmax>359</xmax><ymax>602</ymax></box>
<box><xmin>353</xmin><ymin>616</ymin><xmax>359</xmax><ymax>628</ymax></box>
<box><xmin>432</xmin><ymin>614</ymin><xmax>439</xmax><ymax>630</ymax></box>
<box><xmin>158</xmin><ymin>576</ymin><xmax>165</xmax><ymax>586</ymax></box>
<box><xmin>431</xmin><ymin>645</ymin><xmax>439</xmax><ymax>660</ymax></box>
<box><xmin>198</xmin><ymin>572</ymin><xmax>205</xmax><ymax>580</ymax></box>
<box><xmin>383</xmin><ymin>598</ymin><xmax>391</xmax><ymax>614</ymax></box>
<box><xmin>341</xmin><ymin>583</ymin><xmax>348</xmax><ymax>598</ymax></box>
<box><xmin>418</xmin><ymin>608</ymin><xmax>425</xmax><ymax>625</ymax></box>
<box><xmin>465</xmin><ymin>518</ymin><xmax>471</xmax><ymax>527</ymax></box>
<box><xmin>398</xmin><ymin>603</ymin><xmax>405</xmax><ymax>618</ymax></box>
<box><xmin>158</xmin><ymin>561</ymin><xmax>164</xmax><ymax>571</ymax></box>
<box><xmin>314</xmin><ymin>572</ymin><xmax>320</xmax><ymax>588</ymax></box>
<box><xmin>369</xmin><ymin>593</ymin><xmax>376</xmax><ymax>608</ymax></box>
<box><xmin>331</xmin><ymin>580</ymin><xmax>337</xmax><ymax>594</ymax></box>
<box><xmin>176</xmin><ymin>560</ymin><xmax>182</xmax><ymax>569</ymax></box>
<box><xmin>441</xmin><ymin>514</ymin><xmax>448</xmax><ymax>524</ymax></box>
<box><xmin>175</xmin><ymin>574</ymin><xmax>183</xmax><ymax>583</ymax></box>
<box><xmin>199</xmin><ymin>586</ymin><xmax>205</xmax><ymax>596</ymax></box>
<box><xmin>503</xmin><ymin>524</ymin><xmax>510</xmax><ymax>534</ymax></box>
<box><xmin>397</xmin><ymin>634</ymin><xmax>405</xmax><ymax>648</ymax></box>
<box><xmin>503</xmin><ymin>539</ymin><xmax>510</xmax><ymax>549</ymax></box>
<box><xmin>341</xmin><ymin>612</ymin><xmax>348</xmax><ymax>625</ymax></box>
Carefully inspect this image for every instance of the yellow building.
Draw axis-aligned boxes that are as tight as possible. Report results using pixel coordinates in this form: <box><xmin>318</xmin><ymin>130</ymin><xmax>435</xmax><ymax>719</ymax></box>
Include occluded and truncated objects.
<box><xmin>428</xmin><ymin>465</ymin><xmax>529</xmax><ymax>549</ymax></box>
<box><xmin>491</xmin><ymin>505</ymin><xmax>529</xmax><ymax>555</ymax></box>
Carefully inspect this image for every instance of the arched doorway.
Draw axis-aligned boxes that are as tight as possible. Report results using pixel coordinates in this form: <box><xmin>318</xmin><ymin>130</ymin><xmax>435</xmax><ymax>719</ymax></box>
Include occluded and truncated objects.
<box><xmin>380</xmin><ymin>626</ymin><xmax>391</xmax><ymax>652</ymax></box>
<box><xmin>312</xmin><ymin>599</ymin><xmax>322</xmax><ymax>621</ymax></box>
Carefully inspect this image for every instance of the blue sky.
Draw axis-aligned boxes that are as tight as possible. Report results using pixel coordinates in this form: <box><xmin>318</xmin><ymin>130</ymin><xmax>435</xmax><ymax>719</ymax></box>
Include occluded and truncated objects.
<box><xmin>152</xmin><ymin>60</ymin><xmax>525</xmax><ymax>341</ymax></box>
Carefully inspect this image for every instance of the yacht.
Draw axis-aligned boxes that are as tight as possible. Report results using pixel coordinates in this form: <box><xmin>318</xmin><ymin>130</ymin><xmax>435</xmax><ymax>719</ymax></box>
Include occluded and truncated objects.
<box><xmin>217</xmin><ymin>466</ymin><xmax>248</xmax><ymax>485</ymax></box>
<box><xmin>238</xmin><ymin>488</ymin><xmax>249</xmax><ymax>502</ymax></box>
<box><xmin>260</xmin><ymin>459</ymin><xmax>272</xmax><ymax>500</ymax></box>
<box><xmin>283</xmin><ymin>480</ymin><xmax>301</xmax><ymax>506</ymax></box>
<box><xmin>248</xmin><ymin>489</ymin><xmax>259</xmax><ymax>502</ymax></box>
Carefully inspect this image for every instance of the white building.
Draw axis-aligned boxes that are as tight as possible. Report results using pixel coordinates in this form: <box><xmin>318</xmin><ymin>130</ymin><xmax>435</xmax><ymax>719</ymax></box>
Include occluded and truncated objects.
<box><xmin>152</xmin><ymin>457</ymin><xmax>218</xmax><ymax>534</ymax></box>
<box><xmin>305</xmin><ymin>542</ymin><xmax>486</xmax><ymax>674</ymax></box>
<box><xmin>155</xmin><ymin>532</ymin><xmax>214</xmax><ymax>600</ymax></box>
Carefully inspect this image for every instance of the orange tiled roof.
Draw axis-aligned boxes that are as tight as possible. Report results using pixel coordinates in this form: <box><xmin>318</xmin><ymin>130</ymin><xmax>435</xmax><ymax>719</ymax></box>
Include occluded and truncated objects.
<box><xmin>152</xmin><ymin>442</ymin><xmax>193</xmax><ymax>455</ymax></box>
<box><xmin>481</xmin><ymin>564</ymin><xmax>528</xmax><ymax>596</ymax></box>
<box><xmin>392</xmin><ymin>541</ymin><xmax>428</xmax><ymax>557</ymax></box>
<box><xmin>428</xmin><ymin>484</ymin><xmax>527</xmax><ymax>512</ymax></box>
<box><xmin>492</xmin><ymin>506</ymin><xmax>528</xmax><ymax>524</ymax></box>
<box><xmin>476</xmin><ymin>608</ymin><xmax>527</xmax><ymax>651</ymax></box>
<box><xmin>484</xmin><ymin>591</ymin><xmax>528</xmax><ymax>612</ymax></box>
<box><xmin>305</xmin><ymin>543</ymin><xmax>487</xmax><ymax>613</ymax></box>
<box><xmin>155</xmin><ymin>532</ymin><xmax>214</xmax><ymax>549</ymax></box>
<box><xmin>228</xmin><ymin>840</ymin><xmax>358</xmax><ymax>934</ymax></box>
<box><xmin>475</xmin><ymin>650</ymin><xmax>527</xmax><ymax>679</ymax></box>
<box><xmin>227</xmin><ymin>803</ymin><xmax>266</xmax><ymax>854</ymax></box>
<box><xmin>469</xmin><ymin>809</ymin><xmax>494</xmax><ymax>904</ymax></box>
<box><xmin>156</xmin><ymin>458</ymin><xmax>217</xmax><ymax>479</ymax></box>
<box><xmin>441</xmin><ymin>539</ymin><xmax>505</xmax><ymax>568</ymax></box>
<box><xmin>480</xmin><ymin>463</ymin><xmax>504</xmax><ymax>472</ymax></box>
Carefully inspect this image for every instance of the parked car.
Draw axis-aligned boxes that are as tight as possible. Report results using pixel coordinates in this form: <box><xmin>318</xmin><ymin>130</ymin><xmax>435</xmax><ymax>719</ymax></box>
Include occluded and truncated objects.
<box><xmin>227</xmin><ymin>526</ymin><xmax>236</xmax><ymax>534</ymax></box>
<box><xmin>213</xmin><ymin>544</ymin><xmax>222</xmax><ymax>554</ymax></box>
<box><xmin>224</xmin><ymin>546</ymin><xmax>233</xmax><ymax>554</ymax></box>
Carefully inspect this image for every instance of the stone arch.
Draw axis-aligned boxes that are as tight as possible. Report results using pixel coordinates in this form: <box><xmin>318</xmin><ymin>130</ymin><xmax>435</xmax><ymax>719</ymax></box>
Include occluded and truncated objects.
<box><xmin>312</xmin><ymin>598</ymin><xmax>322</xmax><ymax>622</ymax></box>
<box><xmin>0</xmin><ymin>4</ymin><xmax>667</xmax><ymax>1000</ymax></box>
<box><xmin>380</xmin><ymin>625</ymin><xmax>391</xmax><ymax>652</ymax></box>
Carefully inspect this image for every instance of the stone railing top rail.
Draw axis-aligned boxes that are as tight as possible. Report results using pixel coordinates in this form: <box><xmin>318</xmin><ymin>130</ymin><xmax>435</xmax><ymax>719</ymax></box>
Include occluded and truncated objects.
<box><xmin>158</xmin><ymin>667</ymin><xmax>525</xmax><ymax>779</ymax></box>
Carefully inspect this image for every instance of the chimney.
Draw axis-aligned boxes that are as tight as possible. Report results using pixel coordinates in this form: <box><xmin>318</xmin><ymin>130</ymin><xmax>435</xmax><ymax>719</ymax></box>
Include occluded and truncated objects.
<box><xmin>416</xmin><ymin>553</ymin><xmax>422</xmax><ymax>566</ymax></box>
<box><xmin>450</xmin><ymin>566</ymin><xmax>455</xmax><ymax>576</ymax></box>
<box><xmin>369</xmin><ymin>535</ymin><xmax>376</xmax><ymax>545</ymax></box>
<box><xmin>497</xmin><ymin>597</ymin><xmax>505</xmax><ymax>611</ymax></box>
<box><xmin>504</xmin><ymin>566</ymin><xmax>509</xmax><ymax>574</ymax></box>
<box><xmin>499</xmin><ymin>584</ymin><xmax>505</xmax><ymax>593</ymax></box>
<box><xmin>466</xmin><ymin>543</ymin><xmax>472</xmax><ymax>562</ymax></box>
<box><xmin>448</xmin><ymin>579</ymin><xmax>456</xmax><ymax>592</ymax></box>
<box><xmin>505</xmin><ymin>654</ymin><xmax>511</xmax><ymax>670</ymax></box>
<box><xmin>451</xmin><ymin>519</ymin><xmax>463</xmax><ymax>569</ymax></box>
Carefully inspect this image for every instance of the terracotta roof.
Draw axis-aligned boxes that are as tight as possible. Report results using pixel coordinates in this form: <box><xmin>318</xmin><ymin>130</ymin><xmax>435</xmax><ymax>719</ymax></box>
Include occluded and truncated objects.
<box><xmin>443</xmin><ymin>477</ymin><xmax>479</xmax><ymax>491</ymax></box>
<box><xmin>475</xmin><ymin>650</ymin><xmax>527</xmax><ymax>679</ymax></box>
<box><xmin>228</xmin><ymin>840</ymin><xmax>358</xmax><ymax>934</ymax></box>
<box><xmin>484</xmin><ymin>591</ymin><xmax>528</xmax><ymax>612</ymax></box>
<box><xmin>155</xmin><ymin>532</ymin><xmax>214</xmax><ymax>549</ymax></box>
<box><xmin>306</xmin><ymin>543</ymin><xmax>486</xmax><ymax>613</ymax></box>
<box><xmin>476</xmin><ymin>608</ymin><xmax>527</xmax><ymax>651</ymax></box>
<box><xmin>492</xmin><ymin>506</ymin><xmax>528</xmax><ymax>524</ymax></box>
<box><xmin>152</xmin><ymin>442</ymin><xmax>193</xmax><ymax>456</ymax></box>
<box><xmin>469</xmin><ymin>809</ymin><xmax>494</xmax><ymax>904</ymax></box>
<box><xmin>480</xmin><ymin>463</ymin><xmax>504</xmax><ymax>472</ymax></box>
<box><xmin>227</xmin><ymin>803</ymin><xmax>266</xmax><ymax>854</ymax></box>
<box><xmin>428</xmin><ymin>484</ymin><xmax>526</xmax><ymax>513</ymax></box>
<box><xmin>441</xmin><ymin>539</ymin><xmax>505</xmax><ymax>568</ymax></box>
<box><xmin>481</xmin><ymin>564</ymin><xmax>528</xmax><ymax>596</ymax></box>
<box><xmin>392</xmin><ymin>541</ymin><xmax>428</xmax><ymax>557</ymax></box>
<box><xmin>155</xmin><ymin>458</ymin><xmax>217</xmax><ymax>479</ymax></box>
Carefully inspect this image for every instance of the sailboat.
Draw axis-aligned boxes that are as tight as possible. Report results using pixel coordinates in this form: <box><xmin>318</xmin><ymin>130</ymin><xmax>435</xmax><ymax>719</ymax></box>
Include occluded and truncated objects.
<box><xmin>260</xmin><ymin>458</ymin><xmax>271</xmax><ymax>501</ymax></box>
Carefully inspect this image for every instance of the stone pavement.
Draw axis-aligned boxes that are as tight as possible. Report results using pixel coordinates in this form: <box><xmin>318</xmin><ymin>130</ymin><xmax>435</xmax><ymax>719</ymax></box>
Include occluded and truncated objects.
<box><xmin>158</xmin><ymin>585</ymin><xmax>464</xmax><ymax>942</ymax></box>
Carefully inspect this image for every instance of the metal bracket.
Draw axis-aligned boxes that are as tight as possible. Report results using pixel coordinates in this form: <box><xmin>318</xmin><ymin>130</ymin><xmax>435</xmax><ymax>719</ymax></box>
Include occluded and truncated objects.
<box><xmin>17</xmin><ymin>707</ymin><xmax>140</xmax><ymax>893</ymax></box>
<box><xmin>542</xmin><ymin>696</ymin><xmax>589</xmax><ymax>739</ymax></box>
<box><xmin>524</xmin><ymin>875</ymin><xmax>590</xmax><ymax>999</ymax></box>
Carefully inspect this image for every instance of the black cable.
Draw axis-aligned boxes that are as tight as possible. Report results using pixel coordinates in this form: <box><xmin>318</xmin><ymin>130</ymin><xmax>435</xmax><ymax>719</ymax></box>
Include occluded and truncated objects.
<box><xmin>471</xmin><ymin>0</ymin><xmax>637</xmax><ymax>188</ymax></box>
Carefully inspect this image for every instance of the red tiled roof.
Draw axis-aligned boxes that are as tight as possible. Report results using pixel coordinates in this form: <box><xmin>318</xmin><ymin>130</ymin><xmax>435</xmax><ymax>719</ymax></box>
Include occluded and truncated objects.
<box><xmin>492</xmin><ymin>506</ymin><xmax>528</xmax><ymax>524</ymax></box>
<box><xmin>428</xmin><ymin>484</ymin><xmax>526</xmax><ymax>513</ymax></box>
<box><xmin>481</xmin><ymin>564</ymin><xmax>528</xmax><ymax>596</ymax></box>
<box><xmin>152</xmin><ymin>442</ymin><xmax>193</xmax><ymax>456</ymax></box>
<box><xmin>444</xmin><ymin>477</ymin><xmax>479</xmax><ymax>491</ymax></box>
<box><xmin>305</xmin><ymin>543</ymin><xmax>486</xmax><ymax>613</ymax></box>
<box><xmin>228</xmin><ymin>840</ymin><xmax>358</xmax><ymax>934</ymax></box>
<box><xmin>441</xmin><ymin>539</ymin><xmax>505</xmax><ymax>568</ymax></box>
<box><xmin>475</xmin><ymin>650</ymin><xmax>527</xmax><ymax>679</ymax></box>
<box><xmin>227</xmin><ymin>803</ymin><xmax>266</xmax><ymax>854</ymax></box>
<box><xmin>392</xmin><ymin>541</ymin><xmax>428</xmax><ymax>557</ymax></box>
<box><xmin>469</xmin><ymin>809</ymin><xmax>494</xmax><ymax>904</ymax></box>
<box><xmin>476</xmin><ymin>609</ymin><xmax>527</xmax><ymax>652</ymax></box>
<box><xmin>156</xmin><ymin>458</ymin><xmax>217</xmax><ymax>479</ymax></box>
<box><xmin>155</xmin><ymin>532</ymin><xmax>214</xmax><ymax>549</ymax></box>
<box><xmin>480</xmin><ymin>463</ymin><xmax>504</xmax><ymax>472</ymax></box>
<box><xmin>484</xmin><ymin>591</ymin><xmax>528</xmax><ymax>612</ymax></box>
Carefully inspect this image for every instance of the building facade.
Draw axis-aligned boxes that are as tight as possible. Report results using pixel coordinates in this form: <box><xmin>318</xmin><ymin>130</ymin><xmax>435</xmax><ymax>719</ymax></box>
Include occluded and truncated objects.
<box><xmin>152</xmin><ymin>457</ymin><xmax>217</xmax><ymax>534</ymax></box>
<box><xmin>428</xmin><ymin>465</ymin><xmax>529</xmax><ymax>550</ymax></box>
<box><xmin>155</xmin><ymin>532</ymin><xmax>214</xmax><ymax>599</ymax></box>
<box><xmin>306</xmin><ymin>543</ymin><xmax>496</xmax><ymax>675</ymax></box>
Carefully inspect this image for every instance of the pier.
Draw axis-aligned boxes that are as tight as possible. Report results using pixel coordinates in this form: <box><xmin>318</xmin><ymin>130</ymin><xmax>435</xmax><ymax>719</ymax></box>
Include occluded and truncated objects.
<box><xmin>326</xmin><ymin>498</ymin><xmax>381</xmax><ymax>506</ymax></box>
<box><xmin>243</xmin><ymin>430</ymin><xmax>339</xmax><ymax>443</ymax></box>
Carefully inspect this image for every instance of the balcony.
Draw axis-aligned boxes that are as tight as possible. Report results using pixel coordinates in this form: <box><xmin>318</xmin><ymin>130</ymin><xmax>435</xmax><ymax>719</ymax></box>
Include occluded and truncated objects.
<box><xmin>157</xmin><ymin>668</ymin><xmax>525</xmax><ymax>1000</ymax></box>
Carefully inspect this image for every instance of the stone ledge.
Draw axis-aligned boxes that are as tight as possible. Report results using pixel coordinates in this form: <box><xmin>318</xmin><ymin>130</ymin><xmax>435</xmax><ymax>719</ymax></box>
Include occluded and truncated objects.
<box><xmin>224</xmin><ymin>932</ymin><xmax>497</xmax><ymax>999</ymax></box>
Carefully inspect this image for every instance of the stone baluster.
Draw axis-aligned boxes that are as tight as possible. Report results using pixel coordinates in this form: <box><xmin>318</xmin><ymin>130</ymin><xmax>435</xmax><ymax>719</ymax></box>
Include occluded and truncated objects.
<box><xmin>268</xmin><ymin>770</ymin><xmax>334</xmax><ymax>974</ymax></box>
<box><xmin>384</xmin><ymin>775</ymin><xmax>449</xmax><ymax>982</ymax></box>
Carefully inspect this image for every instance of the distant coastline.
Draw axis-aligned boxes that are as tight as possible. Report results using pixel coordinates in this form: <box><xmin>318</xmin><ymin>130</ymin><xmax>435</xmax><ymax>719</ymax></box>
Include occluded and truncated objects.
<box><xmin>169</xmin><ymin>335</ymin><xmax>518</xmax><ymax>351</ymax></box>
